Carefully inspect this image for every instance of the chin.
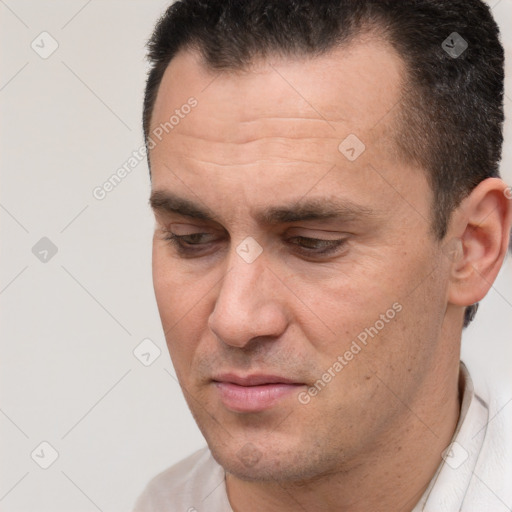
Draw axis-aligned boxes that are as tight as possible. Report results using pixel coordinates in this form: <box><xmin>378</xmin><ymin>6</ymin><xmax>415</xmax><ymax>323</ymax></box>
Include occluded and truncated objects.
<box><xmin>208</xmin><ymin>440</ymin><xmax>337</xmax><ymax>483</ymax></box>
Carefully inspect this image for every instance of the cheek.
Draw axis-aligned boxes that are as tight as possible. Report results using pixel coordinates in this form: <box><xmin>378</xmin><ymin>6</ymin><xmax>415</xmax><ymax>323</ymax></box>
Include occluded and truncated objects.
<box><xmin>152</xmin><ymin>242</ymin><xmax>196</xmax><ymax>313</ymax></box>
<box><xmin>285</xmin><ymin>262</ymin><xmax>405</xmax><ymax>350</ymax></box>
<box><xmin>152</xmin><ymin>244</ymin><xmax>214</xmax><ymax>367</ymax></box>
<box><xmin>288</xmin><ymin>247</ymin><xmax>442</xmax><ymax>369</ymax></box>
<box><xmin>152</xmin><ymin>245</ymin><xmax>174</xmax><ymax>318</ymax></box>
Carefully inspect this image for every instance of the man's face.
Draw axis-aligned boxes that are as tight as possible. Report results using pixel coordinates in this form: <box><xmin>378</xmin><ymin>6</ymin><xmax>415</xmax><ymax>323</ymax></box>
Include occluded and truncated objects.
<box><xmin>149</xmin><ymin>39</ymin><xmax>455</xmax><ymax>481</ymax></box>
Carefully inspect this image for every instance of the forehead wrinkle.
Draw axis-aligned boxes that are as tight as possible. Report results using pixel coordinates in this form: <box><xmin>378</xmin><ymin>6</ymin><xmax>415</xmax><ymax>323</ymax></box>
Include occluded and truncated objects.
<box><xmin>159</xmin><ymin>131</ymin><xmax>353</xmax><ymax>169</ymax></box>
<box><xmin>168</xmin><ymin>131</ymin><xmax>345</xmax><ymax>145</ymax></box>
<box><xmin>179</xmin><ymin>155</ymin><xmax>335</xmax><ymax>169</ymax></box>
<box><xmin>164</xmin><ymin>114</ymin><xmax>352</xmax><ymax>150</ymax></box>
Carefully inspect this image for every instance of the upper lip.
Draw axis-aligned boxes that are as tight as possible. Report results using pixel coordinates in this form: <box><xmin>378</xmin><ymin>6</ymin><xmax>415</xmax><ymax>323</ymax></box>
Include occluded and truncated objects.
<box><xmin>212</xmin><ymin>373</ymin><xmax>303</xmax><ymax>386</ymax></box>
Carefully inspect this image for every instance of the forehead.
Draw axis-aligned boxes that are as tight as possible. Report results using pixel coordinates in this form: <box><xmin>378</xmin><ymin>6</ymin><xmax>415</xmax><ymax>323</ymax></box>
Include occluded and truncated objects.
<box><xmin>147</xmin><ymin>38</ymin><xmax>430</xmax><ymax>227</ymax></box>
<box><xmin>149</xmin><ymin>36</ymin><xmax>406</xmax><ymax>146</ymax></box>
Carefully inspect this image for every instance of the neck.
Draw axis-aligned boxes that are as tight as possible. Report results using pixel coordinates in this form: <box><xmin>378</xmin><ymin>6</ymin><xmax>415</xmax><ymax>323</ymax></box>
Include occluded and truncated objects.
<box><xmin>226</xmin><ymin>362</ymin><xmax>462</xmax><ymax>512</ymax></box>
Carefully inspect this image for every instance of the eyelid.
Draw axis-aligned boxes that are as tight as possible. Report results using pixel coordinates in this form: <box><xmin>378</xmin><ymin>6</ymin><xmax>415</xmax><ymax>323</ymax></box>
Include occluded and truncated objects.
<box><xmin>162</xmin><ymin>217</ymin><xmax>348</xmax><ymax>234</ymax></box>
<box><xmin>161</xmin><ymin>230</ymin><xmax>349</xmax><ymax>261</ymax></box>
<box><xmin>286</xmin><ymin>227</ymin><xmax>347</xmax><ymax>239</ymax></box>
<box><xmin>167</xmin><ymin>223</ymin><xmax>224</xmax><ymax>236</ymax></box>
<box><xmin>161</xmin><ymin>222</ymin><xmax>349</xmax><ymax>240</ymax></box>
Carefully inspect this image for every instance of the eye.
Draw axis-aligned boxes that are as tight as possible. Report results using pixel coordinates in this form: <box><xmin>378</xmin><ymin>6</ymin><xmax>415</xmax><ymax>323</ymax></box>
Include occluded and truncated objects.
<box><xmin>165</xmin><ymin>233</ymin><xmax>210</xmax><ymax>245</ymax></box>
<box><xmin>161</xmin><ymin>230</ymin><xmax>217</xmax><ymax>253</ymax></box>
<box><xmin>287</xmin><ymin>236</ymin><xmax>347</xmax><ymax>256</ymax></box>
<box><xmin>160</xmin><ymin>229</ymin><xmax>348</xmax><ymax>259</ymax></box>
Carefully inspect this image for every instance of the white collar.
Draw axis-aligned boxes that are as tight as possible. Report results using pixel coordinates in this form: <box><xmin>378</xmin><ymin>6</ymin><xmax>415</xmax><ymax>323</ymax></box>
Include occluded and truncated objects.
<box><xmin>413</xmin><ymin>362</ymin><xmax>489</xmax><ymax>511</ymax></box>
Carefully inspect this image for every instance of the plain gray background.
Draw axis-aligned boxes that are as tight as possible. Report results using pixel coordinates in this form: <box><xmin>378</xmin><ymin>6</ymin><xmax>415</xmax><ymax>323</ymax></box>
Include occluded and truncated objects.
<box><xmin>1</xmin><ymin>1</ymin><xmax>511</xmax><ymax>511</ymax></box>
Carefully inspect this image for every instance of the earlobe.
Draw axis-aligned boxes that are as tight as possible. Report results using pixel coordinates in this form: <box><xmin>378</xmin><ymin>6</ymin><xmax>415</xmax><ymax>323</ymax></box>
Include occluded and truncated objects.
<box><xmin>447</xmin><ymin>178</ymin><xmax>512</xmax><ymax>308</ymax></box>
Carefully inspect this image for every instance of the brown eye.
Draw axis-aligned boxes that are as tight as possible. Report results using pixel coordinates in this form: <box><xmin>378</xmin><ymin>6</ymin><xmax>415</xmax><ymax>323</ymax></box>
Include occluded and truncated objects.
<box><xmin>162</xmin><ymin>231</ymin><xmax>218</xmax><ymax>255</ymax></box>
<box><xmin>288</xmin><ymin>236</ymin><xmax>347</xmax><ymax>256</ymax></box>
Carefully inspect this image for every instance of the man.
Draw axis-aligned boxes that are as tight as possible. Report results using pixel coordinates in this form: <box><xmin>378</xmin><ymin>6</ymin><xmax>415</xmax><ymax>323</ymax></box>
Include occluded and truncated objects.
<box><xmin>134</xmin><ymin>0</ymin><xmax>512</xmax><ymax>510</ymax></box>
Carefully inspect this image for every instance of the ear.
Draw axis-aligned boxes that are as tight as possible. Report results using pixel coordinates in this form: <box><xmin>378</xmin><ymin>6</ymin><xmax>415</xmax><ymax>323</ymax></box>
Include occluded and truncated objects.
<box><xmin>446</xmin><ymin>178</ymin><xmax>512</xmax><ymax>308</ymax></box>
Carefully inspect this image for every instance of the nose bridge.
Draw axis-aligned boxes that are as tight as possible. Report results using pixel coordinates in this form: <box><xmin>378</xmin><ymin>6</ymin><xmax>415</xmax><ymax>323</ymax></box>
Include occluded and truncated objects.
<box><xmin>208</xmin><ymin>243</ymin><xmax>286</xmax><ymax>347</ymax></box>
<box><xmin>225</xmin><ymin>249</ymin><xmax>263</xmax><ymax>303</ymax></box>
<box><xmin>218</xmin><ymin>244</ymin><xmax>267</xmax><ymax>317</ymax></box>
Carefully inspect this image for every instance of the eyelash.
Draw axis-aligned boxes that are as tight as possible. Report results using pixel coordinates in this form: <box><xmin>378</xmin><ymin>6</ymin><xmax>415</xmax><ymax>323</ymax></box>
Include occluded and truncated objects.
<box><xmin>161</xmin><ymin>231</ymin><xmax>347</xmax><ymax>258</ymax></box>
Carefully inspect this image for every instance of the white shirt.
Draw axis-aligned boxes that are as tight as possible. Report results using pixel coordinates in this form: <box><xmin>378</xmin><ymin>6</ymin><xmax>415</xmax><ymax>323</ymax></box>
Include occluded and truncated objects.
<box><xmin>133</xmin><ymin>363</ymin><xmax>512</xmax><ymax>511</ymax></box>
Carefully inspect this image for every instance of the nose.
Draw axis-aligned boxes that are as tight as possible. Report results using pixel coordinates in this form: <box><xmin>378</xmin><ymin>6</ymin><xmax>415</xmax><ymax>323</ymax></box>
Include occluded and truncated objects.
<box><xmin>207</xmin><ymin>247</ymin><xmax>288</xmax><ymax>348</ymax></box>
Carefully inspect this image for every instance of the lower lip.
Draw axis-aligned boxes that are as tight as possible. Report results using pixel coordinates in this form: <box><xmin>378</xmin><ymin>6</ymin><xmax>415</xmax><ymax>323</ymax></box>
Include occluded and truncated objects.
<box><xmin>214</xmin><ymin>382</ymin><xmax>303</xmax><ymax>412</ymax></box>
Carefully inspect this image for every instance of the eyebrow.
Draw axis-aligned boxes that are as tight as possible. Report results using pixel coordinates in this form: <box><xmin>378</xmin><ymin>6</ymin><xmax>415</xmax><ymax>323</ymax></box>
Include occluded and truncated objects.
<box><xmin>149</xmin><ymin>190</ymin><xmax>376</xmax><ymax>225</ymax></box>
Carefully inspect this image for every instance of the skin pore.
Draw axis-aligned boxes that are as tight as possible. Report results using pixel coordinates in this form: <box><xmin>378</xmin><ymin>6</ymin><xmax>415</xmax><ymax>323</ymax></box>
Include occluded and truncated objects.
<box><xmin>148</xmin><ymin>35</ymin><xmax>512</xmax><ymax>512</ymax></box>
